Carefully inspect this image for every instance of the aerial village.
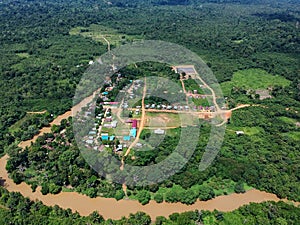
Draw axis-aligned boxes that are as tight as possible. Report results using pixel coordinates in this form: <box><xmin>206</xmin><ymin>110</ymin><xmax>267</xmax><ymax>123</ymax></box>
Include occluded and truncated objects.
<box><xmin>78</xmin><ymin>65</ymin><xmax>220</xmax><ymax>156</ymax></box>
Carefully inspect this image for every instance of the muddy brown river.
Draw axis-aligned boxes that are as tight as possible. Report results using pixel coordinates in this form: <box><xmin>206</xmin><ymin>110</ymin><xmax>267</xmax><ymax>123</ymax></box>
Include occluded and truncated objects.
<box><xmin>1</xmin><ymin>154</ymin><xmax>298</xmax><ymax>220</ymax></box>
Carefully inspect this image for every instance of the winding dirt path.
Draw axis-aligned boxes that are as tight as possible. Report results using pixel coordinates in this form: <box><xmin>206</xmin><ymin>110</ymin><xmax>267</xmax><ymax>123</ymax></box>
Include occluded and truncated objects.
<box><xmin>180</xmin><ymin>76</ymin><xmax>189</xmax><ymax>105</ymax></box>
<box><xmin>101</xmin><ymin>35</ymin><xmax>111</xmax><ymax>52</ymax></box>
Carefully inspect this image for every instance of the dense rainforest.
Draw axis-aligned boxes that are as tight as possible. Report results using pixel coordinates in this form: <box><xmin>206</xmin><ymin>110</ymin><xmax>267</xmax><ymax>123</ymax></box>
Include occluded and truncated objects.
<box><xmin>0</xmin><ymin>0</ymin><xmax>299</xmax><ymax>223</ymax></box>
<box><xmin>1</xmin><ymin>0</ymin><xmax>299</xmax><ymax>150</ymax></box>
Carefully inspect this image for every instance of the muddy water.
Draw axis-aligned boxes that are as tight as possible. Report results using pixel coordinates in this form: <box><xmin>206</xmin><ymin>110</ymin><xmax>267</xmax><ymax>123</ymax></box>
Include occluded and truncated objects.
<box><xmin>1</xmin><ymin>155</ymin><xmax>298</xmax><ymax>220</ymax></box>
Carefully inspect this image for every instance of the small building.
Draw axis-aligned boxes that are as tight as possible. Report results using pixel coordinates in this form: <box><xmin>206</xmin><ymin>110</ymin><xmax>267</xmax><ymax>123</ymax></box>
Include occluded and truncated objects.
<box><xmin>130</xmin><ymin>128</ymin><xmax>137</xmax><ymax>137</ymax></box>
<box><xmin>101</xmin><ymin>135</ymin><xmax>109</xmax><ymax>141</ymax></box>
<box><xmin>255</xmin><ymin>89</ymin><xmax>272</xmax><ymax>100</ymax></box>
<box><xmin>236</xmin><ymin>131</ymin><xmax>245</xmax><ymax>136</ymax></box>
<box><xmin>135</xmin><ymin>109</ymin><xmax>140</xmax><ymax>115</ymax></box>
<box><xmin>89</xmin><ymin>131</ymin><xmax>97</xmax><ymax>135</ymax></box>
<box><xmin>132</xmin><ymin>120</ymin><xmax>137</xmax><ymax>128</ymax></box>
<box><xmin>136</xmin><ymin>143</ymin><xmax>143</xmax><ymax>147</ymax></box>
<box><xmin>123</xmin><ymin>136</ymin><xmax>131</xmax><ymax>141</ymax></box>
<box><xmin>116</xmin><ymin>144</ymin><xmax>123</xmax><ymax>151</ymax></box>
<box><xmin>154</xmin><ymin>129</ymin><xmax>165</xmax><ymax>135</ymax></box>
<box><xmin>86</xmin><ymin>140</ymin><xmax>94</xmax><ymax>144</ymax></box>
<box><xmin>109</xmin><ymin>136</ymin><xmax>115</xmax><ymax>141</ymax></box>
<box><xmin>109</xmin><ymin>102</ymin><xmax>119</xmax><ymax>105</ymax></box>
<box><xmin>105</xmin><ymin>116</ymin><xmax>112</xmax><ymax>122</ymax></box>
<box><xmin>85</xmin><ymin>111</ymin><xmax>92</xmax><ymax>117</ymax></box>
<box><xmin>111</xmin><ymin>121</ymin><xmax>118</xmax><ymax>128</ymax></box>
<box><xmin>103</xmin><ymin>123</ymin><xmax>112</xmax><ymax>128</ymax></box>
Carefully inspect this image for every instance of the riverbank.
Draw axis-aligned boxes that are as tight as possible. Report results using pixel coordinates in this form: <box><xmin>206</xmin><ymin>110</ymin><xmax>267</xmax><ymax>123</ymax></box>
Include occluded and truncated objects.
<box><xmin>1</xmin><ymin>154</ymin><xmax>298</xmax><ymax>220</ymax></box>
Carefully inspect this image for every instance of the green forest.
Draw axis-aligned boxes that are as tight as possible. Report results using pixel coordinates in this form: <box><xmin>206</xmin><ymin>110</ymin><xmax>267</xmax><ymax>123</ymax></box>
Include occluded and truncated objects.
<box><xmin>0</xmin><ymin>0</ymin><xmax>299</xmax><ymax>223</ymax></box>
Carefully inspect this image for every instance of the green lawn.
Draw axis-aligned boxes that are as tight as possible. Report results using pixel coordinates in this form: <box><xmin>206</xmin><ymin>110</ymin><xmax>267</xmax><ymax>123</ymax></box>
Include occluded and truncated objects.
<box><xmin>101</xmin><ymin>127</ymin><xmax>115</xmax><ymax>136</ymax></box>
<box><xmin>230</xmin><ymin>126</ymin><xmax>263</xmax><ymax>136</ymax></box>
<box><xmin>16</xmin><ymin>52</ymin><xmax>30</xmax><ymax>58</ymax></box>
<box><xmin>9</xmin><ymin>114</ymin><xmax>37</xmax><ymax>133</ymax></box>
<box><xmin>221</xmin><ymin>69</ymin><xmax>290</xmax><ymax>96</ymax></box>
<box><xmin>283</xmin><ymin>132</ymin><xmax>300</xmax><ymax>141</ymax></box>
<box><xmin>184</xmin><ymin>79</ymin><xmax>205</xmax><ymax>94</ymax></box>
<box><xmin>192</xmin><ymin>97</ymin><xmax>210</xmax><ymax>107</ymax></box>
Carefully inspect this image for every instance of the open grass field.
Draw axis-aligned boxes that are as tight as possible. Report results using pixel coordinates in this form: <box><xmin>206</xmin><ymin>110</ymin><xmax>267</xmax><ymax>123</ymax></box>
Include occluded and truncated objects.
<box><xmin>221</xmin><ymin>69</ymin><xmax>291</xmax><ymax>96</ymax></box>
<box><xmin>226</xmin><ymin>125</ymin><xmax>263</xmax><ymax>136</ymax></box>
<box><xmin>192</xmin><ymin>97</ymin><xmax>210</xmax><ymax>107</ymax></box>
<box><xmin>145</xmin><ymin>112</ymin><xmax>181</xmax><ymax>128</ymax></box>
<box><xmin>69</xmin><ymin>24</ymin><xmax>143</xmax><ymax>47</ymax></box>
<box><xmin>9</xmin><ymin>114</ymin><xmax>36</xmax><ymax>133</ymax></box>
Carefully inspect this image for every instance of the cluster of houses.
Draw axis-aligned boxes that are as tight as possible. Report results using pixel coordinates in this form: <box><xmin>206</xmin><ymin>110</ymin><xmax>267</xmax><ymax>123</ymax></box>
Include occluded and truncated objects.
<box><xmin>103</xmin><ymin>116</ymin><xmax>118</xmax><ymax>128</ymax></box>
<box><xmin>144</xmin><ymin>103</ymin><xmax>215</xmax><ymax>112</ymax></box>
<box><xmin>83</xmin><ymin>77</ymin><xmax>145</xmax><ymax>153</ymax></box>
<box><xmin>41</xmin><ymin>129</ymin><xmax>72</xmax><ymax>150</ymax></box>
<box><xmin>127</xmin><ymin>80</ymin><xmax>142</xmax><ymax>99</ymax></box>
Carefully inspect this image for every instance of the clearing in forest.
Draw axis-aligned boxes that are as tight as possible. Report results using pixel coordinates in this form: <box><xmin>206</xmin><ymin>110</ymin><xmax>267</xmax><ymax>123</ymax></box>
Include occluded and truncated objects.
<box><xmin>221</xmin><ymin>68</ymin><xmax>290</xmax><ymax>96</ymax></box>
<box><xmin>69</xmin><ymin>24</ymin><xmax>143</xmax><ymax>47</ymax></box>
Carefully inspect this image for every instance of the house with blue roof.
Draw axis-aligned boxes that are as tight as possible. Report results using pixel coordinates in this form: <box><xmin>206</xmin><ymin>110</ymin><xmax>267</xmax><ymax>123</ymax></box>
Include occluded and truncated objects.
<box><xmin>109</xmin><ymin>136</ymin><xmax>115</xmax><ymax>141</ymax></box>
<box><xmin>123</xmin><ymin>136</ymin><xmax>131</xmax><ymax>141</ymax></box>
<box><xmin>130</xmin><ymin>128</ymin><xmax>137</xmax><ymax>137</ymax></box>
<box><xmin>101</xmin><ymin>135</ymin><xmax>109</xmax><ymax>141</ymax></box>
